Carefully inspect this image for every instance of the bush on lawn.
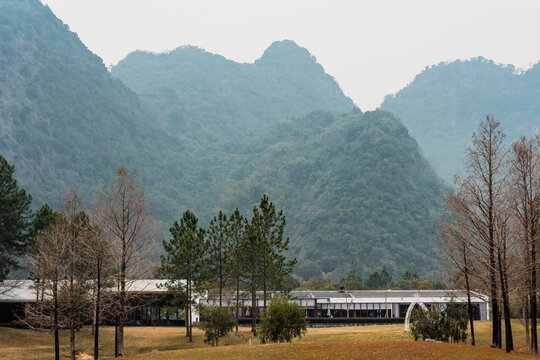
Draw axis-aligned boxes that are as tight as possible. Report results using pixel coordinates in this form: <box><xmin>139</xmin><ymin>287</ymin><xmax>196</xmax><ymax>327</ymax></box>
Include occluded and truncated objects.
<box><xmin>259</xmin><ymin>297</ymin><xmax>307</xmax><ymax>344</ymax></box>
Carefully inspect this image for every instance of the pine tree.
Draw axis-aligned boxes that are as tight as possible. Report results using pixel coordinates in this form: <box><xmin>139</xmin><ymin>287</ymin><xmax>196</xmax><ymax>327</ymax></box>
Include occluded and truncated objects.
<box><xmin>160</xmin><ymin>210</ymin><xmax>206</xmax><ymax>342</ymax></box>
<box><xmin>251</xmin><ymin>194</ymin><xmax>296</xmax><ymax>309</ymax></box>
<box><xmin>0</xmin><ymin>155</ymin><xmax>32</xmax><ymax>282</ymax></box>
<box><xmin>227</xmin><ymin>208</ymin><xmax>247</xmax><ymax>335</ymax></box>
<box><xmin>238</xmin><ymin>224</ymin><xmax>263</xmax><ymax>336</ymax></box>
<box><xmin>206</xmin><ymin>210</ymin><xmax>231</xmax><ymax>307</ymax></box>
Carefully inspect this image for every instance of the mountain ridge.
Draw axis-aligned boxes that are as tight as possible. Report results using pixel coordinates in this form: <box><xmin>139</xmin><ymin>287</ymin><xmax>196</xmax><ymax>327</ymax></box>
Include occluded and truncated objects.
<box><xmin>111</xmin><ymin>39</ymin><xmax>356</xmax><ymax>140</ymax></box>
<box><xmin>381</xmin><ymin>57</ymin><xmax>539</xmax><ymax>181</ymax></box>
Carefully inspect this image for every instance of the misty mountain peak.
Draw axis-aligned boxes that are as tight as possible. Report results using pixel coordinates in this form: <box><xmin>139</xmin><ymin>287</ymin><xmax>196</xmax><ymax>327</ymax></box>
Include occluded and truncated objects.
<box><xmin>256</xmin><ymin>40</ymin><xmax>316</xmax><ymax>67</ymax></box>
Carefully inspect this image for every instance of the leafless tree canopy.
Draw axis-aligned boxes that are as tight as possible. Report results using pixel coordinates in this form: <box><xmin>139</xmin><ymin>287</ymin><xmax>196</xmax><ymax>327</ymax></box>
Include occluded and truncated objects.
<box><xmin>92</xmin><ymin>167</ymin><xmax>157</xmax><ymax>357</ymax></box>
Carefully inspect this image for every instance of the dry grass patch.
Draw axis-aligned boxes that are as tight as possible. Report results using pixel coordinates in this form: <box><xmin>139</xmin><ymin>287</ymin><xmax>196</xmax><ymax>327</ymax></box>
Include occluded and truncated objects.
<box><xmin>0</xmin><ymin>320</ymin><xmax>538</xmax><ymax>359</ymax></box>
<box><xmin>126</xmin><ymin>340</ymin><xmax>538</xmax><ymax>360</ymax></box>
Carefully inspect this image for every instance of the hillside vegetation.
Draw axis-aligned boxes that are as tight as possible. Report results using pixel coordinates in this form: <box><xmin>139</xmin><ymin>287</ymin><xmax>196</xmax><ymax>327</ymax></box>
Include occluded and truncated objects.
<box><xmin>221</xmin><ymin>111</ymin><xmax>447</xmax><ymax>279</ymax></box>
<box><xmin>381</xmin><ymin>58</ymin><xmax>540</xmax><ymax>181</ymax></box>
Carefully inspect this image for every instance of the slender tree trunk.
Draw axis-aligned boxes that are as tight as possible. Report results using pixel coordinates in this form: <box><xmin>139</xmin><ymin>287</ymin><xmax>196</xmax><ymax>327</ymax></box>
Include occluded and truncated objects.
<box><xmin>69</xmin><ymin>228</ymin><xmax>76</xmax><ymax>360</ymax></box>
<box><xmin>524</xmin><ymin>238</ymin><xmax>531</xmax><ymax>352</ymax></box>
<box><xmin>114</xmin><ymin>320</ymin><xmax>118</xmax><ymax>358</ymax></box>
<box><xmin>251</xmin><ymin>272</ymin><xmax>257</xmax><ymax>336</ymax></box>
<box><xmin>188</xmin><ymin>281</ymin><xmax>193</xmax><ymax>342</ymax></box>
<box><xmin>219</xmin><ymin>244</ymin><xmax>223</xmax><ymax>308</ymax></box>
<box><xmin>487</xmin><ymin>131</ymin><xmax>502</xmax><ymax>349</ymax></box>
<box><xmin>236</xmin><ymin>273</ymin><xmax>240</xmax><ymax>335</ymax></box>
<box><xmin>498</xmin><ymin>249</ymin><xmax>513</xmax><ymax>352</ymax></box>
<box><xmin>185</xmin><ymin>301</ymin><xmax>189</xmax><ymax>337</ymax></box>
<box><xmin>524</xmin><ymin>296</ymin><xmax>531</xmax><ymax>352</ymax></box>
<box><xmin>498</xmin><ymin>307</ymin><xmax>502</xmax><ymax>349</ymax></box>
<box><xmin>531</xmin><ymin>224</ymin><xmax>538</xmax><ymax>354</ymax></box>
<box><xmin>489</xmin><ymin>225</ymin><xmax>500</xmax><ymax>348</ymax></box>
<box><xmin>70</xmin><ymin>318</ymin><xmax>75</xmax><ymax>360</ymax></box>
<box><xmin>463</xmin><ymin>247</ymin><xmax>475</xmax><ymax>346</ymax></box>
<box><xmin>94</xmin><ymin>262</ymin><xmax>101</xmax><ymax>360</ymax></box>
<box><xmin>53</xmin><ymin>279</ymin><xmax>59</xmax><ymax>360</ymax></box>
<box><xmin>117</xmin><ymin>242</ymin><xmax>126</xmax><ymax>357</ymax></box>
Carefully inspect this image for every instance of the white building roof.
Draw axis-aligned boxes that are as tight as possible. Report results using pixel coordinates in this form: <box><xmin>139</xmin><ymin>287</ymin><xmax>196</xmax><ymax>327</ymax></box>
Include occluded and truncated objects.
<box><xmin>0</xmin><ymin>280</ymin><xmax>487</xmax><ymax>304</ymax></box>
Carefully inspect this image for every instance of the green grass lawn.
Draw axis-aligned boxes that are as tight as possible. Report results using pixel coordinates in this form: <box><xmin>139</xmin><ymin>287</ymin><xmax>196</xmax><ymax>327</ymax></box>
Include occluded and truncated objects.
<box><xmin>0</xmin><ymin>320</ymin><xmax>537</xmax><ymax>359</ymax></box>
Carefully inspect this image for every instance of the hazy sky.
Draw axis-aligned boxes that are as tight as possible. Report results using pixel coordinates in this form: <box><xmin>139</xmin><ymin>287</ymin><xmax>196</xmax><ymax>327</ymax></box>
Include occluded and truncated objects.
<box><xmin>41</xmin><ymin>0</ymin><xmax>540</xmax><ymax>110</ymax></box>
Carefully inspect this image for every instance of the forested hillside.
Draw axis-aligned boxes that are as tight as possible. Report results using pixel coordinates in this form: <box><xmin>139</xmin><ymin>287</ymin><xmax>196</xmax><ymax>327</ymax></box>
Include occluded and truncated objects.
<box><xmin>381</xmin><ymin>58</ymin><xmax>540</xmax><ymax>182</ymax></box>
<box><xmin>111</xmin><ymin>40</ymin><xmax>355</xmax><ymax>140</ymax></box>
<box><xmin>222</xmin><ymin>111</ymin><xmax>447</xmax><ymax>280</ymax></box>
<box><xmin>1</xmin><ymin>0</ymin><xmax>448</xmax><ymax>280</ymax></box>
<box><xmin>0</xmin><ymin>0</ymin><xmax>205</xmax><ymax>223</ymax></box>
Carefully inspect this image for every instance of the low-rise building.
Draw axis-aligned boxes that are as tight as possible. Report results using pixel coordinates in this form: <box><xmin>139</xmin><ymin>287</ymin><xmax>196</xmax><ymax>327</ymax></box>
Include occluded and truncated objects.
<box><xmin>0</xmin><ymin>280</ymin><xmax>488</xmax><ymax>327</ymax></box>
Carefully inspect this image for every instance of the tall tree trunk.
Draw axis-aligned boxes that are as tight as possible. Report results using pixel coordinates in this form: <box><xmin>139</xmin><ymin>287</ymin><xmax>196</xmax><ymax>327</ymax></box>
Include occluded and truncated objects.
<box><xmin>251</xmin><ymin>271</ymin><xmax>257</xmax><ymax>336</ymax></box>
<box><xmin>70</xmin><ymin>318</ymin><xmax>75</xmax><ymax>360</ymax></box>
<box><xmin>489</xmin><ymin>222</ymin><xmax>500</xmax><ymax>348</ymax></box>
<box><xmin>53</xmin><ymin>279</ymin><xmax>59</xmax><ymax>360</ymax></box>
<box><xmin>219</xmin><ymin>257</ymin><xmax>223</xmax><ymax>308</ymax></box>
<box><xmin>498</xmin><ymin>307</ymin><xmax>502</xmax><ymax>349</ymax></box>
<box><xmin>524</xmin><ymin>238</ymin><xmax>531</xmax><ymax>352</ymax></box>
<box><xmin>185</xmin><ymin>301</ymin><xmax>189</xmax><ymax>337</ymax></box>
<box><xmin>114</xmin><ymin>319</ymin><xmax>118</xmax><ymax>358</ymax></box>
<box><xmin>498</xmin><ymin>249</ymin><xmax>513</xmax><ymax>352</ymax></box>
<box><xmin>219</xmin><ymin>244</ymin><xmax>223</xmax><ymax>308</ymax></box>
<box><xmin>531</xmin><ymin>221</ymin><xmax>538</xmax><ymax>354</ymax></box>
<box><xmin>69</xmin><ymin>227</ymin><xmax>76</xmax><ymax>360</ymax></box>
<box><xmin>94</xmin><ymin>262</ymin><xmax>101</xmax><ymax>360</ymax></box>
<box><xmin>188</xmin><ymin>280</ymin><xmax>193</xmax><ymax>342</ymax></box>
<box><xmin>524</xmin><ymin>296</ymin><xmax>531</xmax><ymax>352</ymax></box>
<box><xmin>463</xmin><ymin>247</ymin><xmax>475</xmax><ymax>346</ymax></box>
<box><xmin>117</xmin><ymin>243</ymin><xmax>126</xmax><ymax>357</ymax></box>
<box><xmin>532</xmin><ymin>246</ymin><xmax>538</xmax><ymax>354</ymax></box>
<box><xmin>236</xmin><ymin>273</ymin><xmax>240</xmax><ymax>335</ymax></box>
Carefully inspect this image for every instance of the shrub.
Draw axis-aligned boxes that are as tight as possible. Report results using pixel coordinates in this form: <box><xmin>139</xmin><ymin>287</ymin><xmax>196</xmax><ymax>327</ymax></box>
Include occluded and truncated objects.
<box><xmin>259</xmin><ymin>297</ymin><xmax>307</xmax><ymax>344</ymax></box>
<box><xmin>410</xmin><ymin>300</ymin><xmax>468</xmax><ymax>343</ymax></box>
<box><xmin>198</xmin><ymin>306</ymin><xmax>236</xmax><ymax>346</ymax></box>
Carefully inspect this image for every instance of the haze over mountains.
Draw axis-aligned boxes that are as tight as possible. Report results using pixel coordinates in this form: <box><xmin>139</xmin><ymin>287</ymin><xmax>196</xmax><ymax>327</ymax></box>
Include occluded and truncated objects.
<box><xmin>382</xmin><ymin>58</ymin><xmax>540</xmax><ymax>181</ymax></box>
<box><xmin>2</xmin><ymin>0</ymin><xmax>536</xmax><ymax>281</ymax></box>
<box><xmin>111</xmin><ymin>41</ymin><xmax>355</xmax><ymax>140</ymax></box>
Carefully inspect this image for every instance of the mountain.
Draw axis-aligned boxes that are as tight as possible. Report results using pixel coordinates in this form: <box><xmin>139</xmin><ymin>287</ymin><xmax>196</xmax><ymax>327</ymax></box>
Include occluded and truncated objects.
<box><xmin>111</xmin><ymin>40</ymin><xmax>356</xmax><ymax>140</ymax></box>
<box><xmin>0</xmin><ymin>0</ymin><xmax>193</xmax><ymax>222</ymax></box>
<box><xmin>1</xmin><ymin>0</ymin><xmax>448</xmax><ymax>280</ymax></box>
<box><xmin>221</xmin><ymin>110</ymin><xmax>447</xmax><ymax>280</ymax></box>
<box><xmin>381</xmin><ymin>58</ymin><xmax>540</xmax><ymax>182</ymax></box>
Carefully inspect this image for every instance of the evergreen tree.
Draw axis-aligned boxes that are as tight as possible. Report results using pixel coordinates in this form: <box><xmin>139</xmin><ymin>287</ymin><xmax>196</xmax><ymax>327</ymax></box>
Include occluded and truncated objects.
<box><xmin>0</xmin><ymin>155</ymin><xmax>32</xmax><ymax>281</ymax></box>
<box><xmin>160</xmin><ymin>210</ymin><xmax>206</xmax><ymax>342</ymax></box>
<box><xmin>238</xmin><ymin>226</ymin><xmax>263</xmax><ymax>336</ymax></box>
<box><xmin>30</xmin><ymin>204</ymin><xmax>60</xmax><ymax>242</ymax></box>
<box><xmin>251</xmin><ymin>194</ymin><xmax>296</xmax><ymax>309</ymax></box>
<box><xmin>366</xmin><ymin>267</ymin><xmax>393</xmax><ymax>289</ymax></box>
<box><xmin>227</xmin><ymin>208</ymin><xmax>247</xmax><ymax>335</ymax></box>
<box><xmin>206</xmin><ymin>210</ymin><xmax>230</xmax><ymax>307</ymax></box>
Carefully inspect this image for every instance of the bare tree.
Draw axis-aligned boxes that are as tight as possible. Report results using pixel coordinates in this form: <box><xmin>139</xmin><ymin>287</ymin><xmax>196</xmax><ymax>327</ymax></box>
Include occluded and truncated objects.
<box><xmin>509</xmin><ymin>136</ymin><xmax>540</xmax><ymax>354</ymax></box>
<box><xmin>448</xmin><ymin>115</ymin><xmax>508</xmax><ymax>348</ymax></box>
<box><xmin>62</xmin><ymin>189</ymin><xmax>91</xmax><ymax>360</ymax></box>
<box><xmin>494</xmin><ymin>208</ymin><xmax>514</xmax><ymax>352</ymax></box>
<box><xmin>30</xmin><ymin>218</ymin><xmax>70</xmax><ymax>360</ymax></box>
<box><xmin>93</xmin><ymin>167</ymin><xmax>156</xmax><ymax>357</ymax></box>
<box><xmin>82</xmin><ymin>223</ymin><xmax>114</xmax><ymax>360</ymax></box>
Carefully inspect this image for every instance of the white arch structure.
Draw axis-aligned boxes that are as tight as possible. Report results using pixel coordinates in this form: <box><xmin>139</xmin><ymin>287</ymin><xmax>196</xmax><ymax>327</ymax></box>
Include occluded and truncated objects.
<box><xmin>404</xmin><ymin>296</ymin><xmax>428</xmax><ymax>332</ymax></box>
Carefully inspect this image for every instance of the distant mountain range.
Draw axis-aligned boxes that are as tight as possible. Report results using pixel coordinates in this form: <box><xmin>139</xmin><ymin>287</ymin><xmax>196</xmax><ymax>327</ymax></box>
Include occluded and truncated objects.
<box><xmin>382</xmin><ymin>58</ymin><xmax>539</xmax><ymax>182</ymax></box>
<box><xmin>111</xmin><ymin>40</ymin><xmax>355</xmax><ymax>141</ymax></box>
<box><xmin>2</xmin><ymin>0</ymin><xmax>500</xmax><ymax>281</ymax></box>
